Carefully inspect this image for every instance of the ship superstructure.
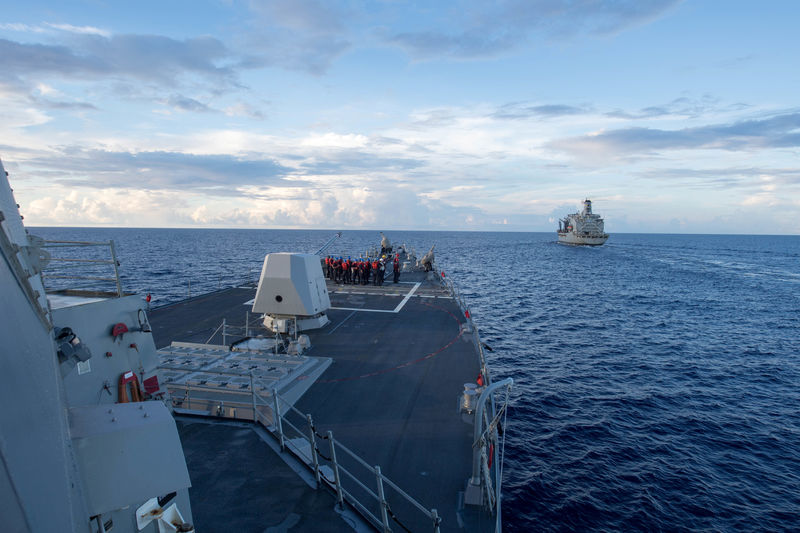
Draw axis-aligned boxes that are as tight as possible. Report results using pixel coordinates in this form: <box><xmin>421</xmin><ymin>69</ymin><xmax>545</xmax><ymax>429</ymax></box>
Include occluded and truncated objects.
<box><xmin>557</xmin><ymin>199</ymin><xmax>609</xmax><ymax>246</ymax></box>
<box><xmin>0</xmin><ymin>158</ymin><xmax>195</xmax><ymax>532</ymax></box>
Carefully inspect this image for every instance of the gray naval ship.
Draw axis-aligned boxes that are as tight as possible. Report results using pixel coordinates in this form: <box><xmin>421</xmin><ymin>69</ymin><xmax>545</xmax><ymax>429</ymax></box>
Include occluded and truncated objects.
<box><xmin>557</xmin><ymin>199</ymin><xmax>609</xmax><ymax>246</ymax></box>
<box><xmin>0</xmin><ymin>157</ymin><xmax>512</xmax><ymax>532</ymax></box>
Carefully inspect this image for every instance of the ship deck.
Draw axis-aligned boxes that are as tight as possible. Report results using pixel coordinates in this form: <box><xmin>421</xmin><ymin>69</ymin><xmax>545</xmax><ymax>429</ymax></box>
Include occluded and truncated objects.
<box><xmin>150</xmin><ymin>271</ymin><xmax>495</xmax><ymax>532</ymax></box>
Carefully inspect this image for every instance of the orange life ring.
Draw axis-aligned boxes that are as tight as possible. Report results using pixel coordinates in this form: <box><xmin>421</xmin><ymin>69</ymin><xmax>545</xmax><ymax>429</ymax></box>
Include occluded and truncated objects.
<box><xmin>118</xmin><ymin>371</ymin><xmax>143</xmax><ymax>403</ymax></box>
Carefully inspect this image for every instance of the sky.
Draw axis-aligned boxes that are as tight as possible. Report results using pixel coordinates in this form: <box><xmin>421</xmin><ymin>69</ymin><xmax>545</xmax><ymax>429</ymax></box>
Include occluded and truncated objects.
<box><xmin>1</xmin><ymin>0</ymin><xmax>799</xmax><ymax>234</ymax></box>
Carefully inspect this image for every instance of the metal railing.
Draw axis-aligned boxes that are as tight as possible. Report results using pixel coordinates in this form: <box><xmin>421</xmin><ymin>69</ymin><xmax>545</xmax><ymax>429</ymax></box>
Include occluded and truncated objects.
<box><xmin>40</xmin><ymin>240</ymin><xmax>123</xmax><ymax>296</ymax></box>
<box><xmin>169</xmin><ymin>371</ymin><xmax>441</xmax><ymax>532</ymax></box>
<box><xmin>435</xmin><ymin>267</ymin><xmax>511</xmax><ymax>529</ymax></box>
<box><xmin>256</xmin><ymin>389</ymin><xmax>442</xmax><ymax>533</ymax></box>
<box><xmin>204</xmin><ymin>312</ymin><xmax>270</xmax><ymax>345</ymax></box>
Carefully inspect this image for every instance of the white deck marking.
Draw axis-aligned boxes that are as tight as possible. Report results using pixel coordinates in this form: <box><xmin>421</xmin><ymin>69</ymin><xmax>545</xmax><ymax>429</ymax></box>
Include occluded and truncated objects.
<box><xmin>326</xmin><ymin>310</ymin><xmax>358</xmax><ymax>335</ymax></box>
<box><xmin>329</xmin><ymin>306</ymin><xmax>395</xmax><ymax>313</ymax></box>
<box><xmin>243</xmin><ymin>298</ymin><xmax>254</xmax><ymax>305</ymax></box>
<box><xmin>392</xmin><ymin>282</ymin><xmax>421</xmax><ymax>312</ymax></box>
<box><xmin>329</xmin><ymin>282</ymin><xmax>422</xmax><ymax>314</ymax></box>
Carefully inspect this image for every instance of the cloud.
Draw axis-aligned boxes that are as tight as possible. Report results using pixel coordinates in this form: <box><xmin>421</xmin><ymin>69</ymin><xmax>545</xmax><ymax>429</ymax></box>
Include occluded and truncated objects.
<box><xmin>24</xmin><ymin>188</ymin><xmax>191</xmax><ymax>226</ymax></box>
<box><xmin>45</xmin><ymin>23</ymin><xmax>111</xmax><ymax>38</ymax></box>
<box><xmin>636</xmin><ymin>166</ymin><xmax>800</xmax><ymax>189</ymax></box>
<box><xmin>0</xmin><ymin>34</ymin><xmax>237</xmax><ymax>87</ymax></box>
<box><xmin>243</xmin><ymin>0</ymin><xmax>352</xmax><ymax>74</ymax></box>
<box><xmin>606</xmin><ymin>96</ymin><xmax>715</xmax><ymax>119</ymax></box>
<box><xmin>223</xmin><ymin>102</ymin><xmax>266</xmax><ymax>119</ymax></box>
<box><xmin>386</xmin><ymin>0</ymin><xmax>682</xmax><ymax>59</ymax></box>
<box><xmin>491</xmin><ymin>102</ymin><xmax>589</xmax><ymax>120</ymax></box>
<box><xmin>297</xmin><ymin>150</ymin><xmax>425</xmax><ymax>176</ymax></box>
<box><xmin>551</xmin><ymin>111</ymin><xmax>800</xmax><ymax>157</ymax></box>
<box><xmin>165</xmin><ymin>95</ymin><xmax>213</xmax><ymax>113</ymax></box>
<box><xmin>0</xmin><ymin>23</ymin><xmax>48</xmax><ymax>33</ymax></box>
<box><xmin>21</xmin><ymin>148</ymin><xmax>293</xmax><ymax>192</ymax></box>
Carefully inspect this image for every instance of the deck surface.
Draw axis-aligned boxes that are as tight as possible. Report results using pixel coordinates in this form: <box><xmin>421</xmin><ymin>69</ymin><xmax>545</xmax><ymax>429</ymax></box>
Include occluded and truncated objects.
<box><xmin>150</xmin><ymin>271</ymin><xmax>493</xmax><ymax>531</ymax></box>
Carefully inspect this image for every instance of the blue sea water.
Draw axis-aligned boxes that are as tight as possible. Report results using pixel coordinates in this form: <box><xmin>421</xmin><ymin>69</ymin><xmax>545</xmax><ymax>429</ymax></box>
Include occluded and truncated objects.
<box><xmin>33</xmin><ymin>228</ymin><xmax>800</xmax><ymax>531</ymax></box>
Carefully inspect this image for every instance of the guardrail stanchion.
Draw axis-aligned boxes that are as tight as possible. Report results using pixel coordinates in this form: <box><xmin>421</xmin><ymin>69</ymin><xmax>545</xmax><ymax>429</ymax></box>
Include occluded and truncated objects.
<box><xmin>222</xmin><ymin>318</ymin><xmax>227</xmax><ymax>346</ymax></box>
<box><xmin>374</xmin><ymin>465</ymin><xmax>390</xmax><ymax>532</ymax></box>
<box><xmin>273</xmin><ymin>390</ymin><xmax>285</xmax><ymax>450</ymax></box>
<box><xmin>328</xmin><ymin>431</ymin><xmax>344</xmax><ymax>507</ymax></box>
<box><xmin>250</xmin><ymin>373</ymin><xmax>257</xmax><ymax>421</ymax></box>
<box><xmin>108</xmin><ymin>240</ymin><xmax>123</xmax><ymax>297</ymax></box>
<box><xmin>307</xmin><ymin>414</ymin><xmax>321</xmax><ymax>486</ymax></box>
<box><xmin>245</xmin><ymin>311</ymin><xmax>250</xmax><ymax>337</ymax></box>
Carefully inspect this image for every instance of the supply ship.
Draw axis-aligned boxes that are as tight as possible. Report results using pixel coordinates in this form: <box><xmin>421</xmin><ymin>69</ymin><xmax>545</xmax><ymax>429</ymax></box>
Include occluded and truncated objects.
<box><xmin>0</xmin><ymin>158</ymin><xmax>512</xmax><ymax>532</ymax></box>
<box><xmin>557</xmin><ymin>199</ymin><xmax>609</xmax><ymax>246</ymax></box>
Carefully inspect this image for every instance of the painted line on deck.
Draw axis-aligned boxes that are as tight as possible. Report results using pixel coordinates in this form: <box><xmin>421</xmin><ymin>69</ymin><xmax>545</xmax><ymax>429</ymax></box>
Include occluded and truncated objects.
<box><xmin>326</xmin><ymin>309</ymin><xmax>358</xmax><ymax>335</ymax></box>
<box><xmin>330</xmin><ymin>282</ymin><xmax>421</xmax><ymax>314</ymax></box>
<box><xmin>329</xmin><ymin>306</ymin><xmax>395</xmax><ymax>313</ymax></box>
<box><xmin>318</xmin><ymin>300</ymin><xmax>464</xmax><ymax>383</ymax></box>
<box><xmin>392</xmin><ymin>282</ymin><xmax>421</xmax><ymax>313</ymax></box>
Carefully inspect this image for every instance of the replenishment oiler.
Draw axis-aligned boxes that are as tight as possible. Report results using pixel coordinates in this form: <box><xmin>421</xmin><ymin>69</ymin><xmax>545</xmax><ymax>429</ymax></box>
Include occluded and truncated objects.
<box><xmin>0</xmin><ymin>157</ymin><xmax>512</xmax><ymax>532</ymax></box>
<box><xmin>557</xmin><ymin>198</ymin><xmax>609</xmax><ymax>246</ymax></box>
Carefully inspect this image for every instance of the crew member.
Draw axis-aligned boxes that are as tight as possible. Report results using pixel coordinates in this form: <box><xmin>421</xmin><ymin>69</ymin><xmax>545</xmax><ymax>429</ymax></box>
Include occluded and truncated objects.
<box><xmin>343</xmin><ymin>257</ymin><xmax>350</xmax><ymax>284</ymax></box>
<box><xmin>377</xmin><ymin>258</ymin><xmax>386</xmax><ymax>286</ymax></box>
<box><xmin>372</xmin><ymin>258</ymin><xmax>380</xmax><ymax>285</ymax></box>
<box><xmin>393</xmin><ymin>254</ymin><xmax>400</xmax><ymax>283</ymax></box>
<box><xmin>334</xmin><ymin>257</ymin><xmax>342</xmax><ymax>284</ymax></box>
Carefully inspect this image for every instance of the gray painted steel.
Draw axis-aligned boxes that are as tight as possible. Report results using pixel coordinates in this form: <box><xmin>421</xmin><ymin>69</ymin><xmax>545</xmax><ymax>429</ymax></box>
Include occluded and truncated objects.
<box><xmin>0</xmin><ymin>159</ymin><xmax>86</xmax><ymax>532</ymax></box>
<box><xmin>69</xmin><ymin>402</ymin><xmax>191</xmax><ymax>516</ymax></box>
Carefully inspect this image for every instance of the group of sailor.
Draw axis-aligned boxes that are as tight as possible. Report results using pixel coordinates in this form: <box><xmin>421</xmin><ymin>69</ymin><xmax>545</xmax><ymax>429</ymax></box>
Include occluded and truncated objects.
<box><xmin>325</xmin><ymin>255</ymin><xmax>401</xmax><ymax>285</ymax></box>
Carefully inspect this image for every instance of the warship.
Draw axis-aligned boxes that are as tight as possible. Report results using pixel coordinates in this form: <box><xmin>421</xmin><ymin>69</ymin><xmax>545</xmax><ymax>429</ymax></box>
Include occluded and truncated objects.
<box><xmin>557</xmin><ymin>199</ymin><xmax>609</xmax><ymax>246</ymax></box>
<box><xmin>0</xmin><ymin>157</ymin><xmax>512</xmax><ymax>532</ymax></box>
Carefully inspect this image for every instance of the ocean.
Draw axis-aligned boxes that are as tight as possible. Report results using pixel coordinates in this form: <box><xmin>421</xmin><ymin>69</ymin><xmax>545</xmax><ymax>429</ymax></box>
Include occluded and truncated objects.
<box><xmin>33</xmin><ymin>228</ymin><xmax>800</xmax><ymax>532</ymax></box>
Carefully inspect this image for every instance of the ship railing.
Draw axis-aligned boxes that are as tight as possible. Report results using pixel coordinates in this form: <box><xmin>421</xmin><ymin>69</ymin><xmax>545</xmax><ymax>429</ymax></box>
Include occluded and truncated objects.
<box><xmin>251</xmin><ymin>387</ymin><xmax>442</xmax><ymax>533</ymax></box>
<box><xmin>39</xmin><ymin>239</ymin><xmax>124</xmax><ymax>297</ymax></box>
<box><xmin>435</xmin><ymin>269</ymin><xmax>493</xmax><ymax>385</ymax></box>
<box><xmin>436</xmin><ymin>267</ymin><xmax>512</xmax><ymax>529</ymax></box>
<box><xmin>204</xmin><ymin>312</ymin><xmax>268</xmax><ymax>345</ymax></box>
<box><xmin>169</xmin><ymin>371</ymin><xmax>440</xmax><ymax>532</ymax></box>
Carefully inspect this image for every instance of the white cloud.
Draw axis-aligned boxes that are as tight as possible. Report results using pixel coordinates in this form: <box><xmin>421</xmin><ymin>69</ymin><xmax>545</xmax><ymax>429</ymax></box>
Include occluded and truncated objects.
<box><xmin>45</xmin><ymin>22</ymin><xmax>111</xmax><ymax>37</ymax></box>
<box><xmin>301</xmin><ymin>133</ymin><xmax>369</xmax><ymax>149</ymax></box>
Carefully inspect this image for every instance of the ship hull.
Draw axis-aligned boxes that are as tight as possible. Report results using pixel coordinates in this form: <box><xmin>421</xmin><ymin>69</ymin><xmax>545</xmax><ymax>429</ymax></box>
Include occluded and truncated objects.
<box><xmin>557</xmin><ymin>232</ymin><xmax>608</xmax><ymax>246</ymax></box>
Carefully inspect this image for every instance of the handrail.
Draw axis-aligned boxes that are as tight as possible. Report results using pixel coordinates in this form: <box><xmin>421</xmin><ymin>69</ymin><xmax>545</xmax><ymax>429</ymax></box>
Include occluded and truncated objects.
<box><xmin>41</xmin><ymin>239</ymin><xmax>124</xmax><ymax>297</ymax></box>
<box><xmin>188</xmin><ymin>367</ymin><xmax>442</xmax><ymax>532</ymax></box>
<box><xmin>469</xmin><ymin>378</ymin><xmax>513</xmax><ymax>486</ymax></box>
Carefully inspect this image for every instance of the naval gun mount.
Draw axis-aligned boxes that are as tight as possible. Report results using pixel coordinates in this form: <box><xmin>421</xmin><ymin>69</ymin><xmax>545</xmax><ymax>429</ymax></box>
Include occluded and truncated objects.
<box><xmin>252</xmin><ymin>252</ymin><xmax>331</xmax><ymax>334</ymax></box>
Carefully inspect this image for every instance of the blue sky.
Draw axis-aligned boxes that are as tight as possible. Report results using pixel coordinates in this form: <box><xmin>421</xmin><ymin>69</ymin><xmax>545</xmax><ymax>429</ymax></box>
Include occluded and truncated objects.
<box><xmin>1</xmin><ymin>1</ymin><xmax>799</xmax><ymax>233</ymax></box>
